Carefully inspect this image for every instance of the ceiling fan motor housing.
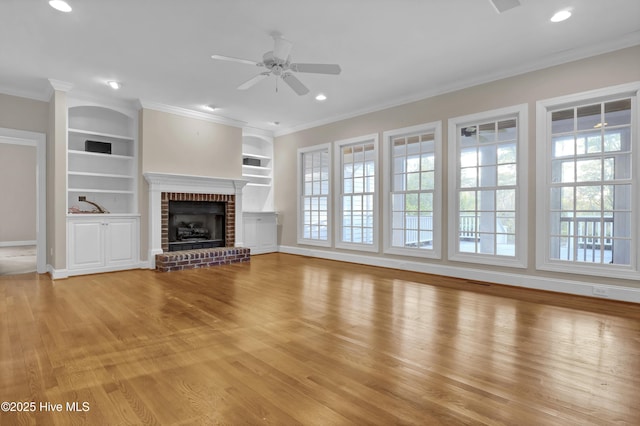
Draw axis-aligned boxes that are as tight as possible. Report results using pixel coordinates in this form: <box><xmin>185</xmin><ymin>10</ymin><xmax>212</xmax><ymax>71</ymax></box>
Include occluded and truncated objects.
<box><xmin>263</xmin><ymin>51</ymin><xmax>290</xmax><ymax>75</ymax></box>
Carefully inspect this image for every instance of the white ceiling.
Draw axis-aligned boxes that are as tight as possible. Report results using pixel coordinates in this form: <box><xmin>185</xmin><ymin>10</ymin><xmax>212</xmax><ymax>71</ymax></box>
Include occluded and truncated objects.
<box><xmin>1</xmin><ymin>0</ymin><xmax>639</xmax><ymax>135</ymax></box>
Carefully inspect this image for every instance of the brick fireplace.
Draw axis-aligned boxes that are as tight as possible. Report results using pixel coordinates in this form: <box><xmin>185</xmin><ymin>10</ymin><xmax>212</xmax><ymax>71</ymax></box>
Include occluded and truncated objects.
<box><xmin>144</xmin><ymin>172</ymin><xmax>248</xmax><ymax>269</ymax></box>
<box><xmin>161</xmin><ymin>192</ymin><xmax>235</xmax><ymax>251</ymax></box>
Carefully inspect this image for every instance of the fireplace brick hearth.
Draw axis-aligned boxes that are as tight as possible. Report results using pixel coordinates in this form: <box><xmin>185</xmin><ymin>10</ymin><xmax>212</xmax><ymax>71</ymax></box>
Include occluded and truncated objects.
<box><xmin>155</xmin><ymin>247</ymin><xmax>250</xmax><ymax>272</ymax></box>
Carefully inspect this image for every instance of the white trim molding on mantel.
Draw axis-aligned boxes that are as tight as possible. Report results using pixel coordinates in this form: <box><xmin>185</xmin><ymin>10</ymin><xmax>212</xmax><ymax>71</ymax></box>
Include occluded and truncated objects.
<box><xmin>143</xmin><ymin>172</ymin><xmax>249</xmax><ymax>268</ymax></box>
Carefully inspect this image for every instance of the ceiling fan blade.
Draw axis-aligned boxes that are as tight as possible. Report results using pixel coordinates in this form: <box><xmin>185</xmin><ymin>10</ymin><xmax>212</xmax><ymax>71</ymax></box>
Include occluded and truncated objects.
<box><xmin>489</xmin><ymin>0</ymin><xmax>520</xmax><ymax>14</ymax></box>
<box><xmin>282</xmin><ymin>73</ymin><xmax>309</xmax><ymax>96</ymax></box>
<box><xmin>289</xmin><ymin>63</ymin><xmax>341</xmax><ymax>75</ymax></box>
<box><xmin>237</xmin><ymin>72</ymin><xmax>270</xmax><ymax>90</ymax></box>
<box><xmin>211</xmin><ymin>54</ymin><xmax>261</xmax><ymax>67</ymax></box>
<box><xmin>273</xmin><ymin>37</ymin><xmax>293</xmax><ymax>62</ymax></box>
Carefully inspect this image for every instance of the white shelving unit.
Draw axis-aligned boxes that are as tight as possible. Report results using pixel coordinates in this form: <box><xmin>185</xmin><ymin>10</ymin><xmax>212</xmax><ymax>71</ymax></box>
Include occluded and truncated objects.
<box><xmin>242</xmin><ymin>133</ymin><xmax>274</xmax><ymax>211</ymax></box>
<box><xmin>67</xmin><ymin>107</ymin><xmax>136</xmax><ymax>214</ymax></box>
<box><xmin>242</xmin><ymin>153</ymin><xmax>272</xmax><ymax>187</ymax></box>
<box><xmin>66</xmin><ymin>104</ymin><xmax>140</xmax><ymax>276</ymax></box>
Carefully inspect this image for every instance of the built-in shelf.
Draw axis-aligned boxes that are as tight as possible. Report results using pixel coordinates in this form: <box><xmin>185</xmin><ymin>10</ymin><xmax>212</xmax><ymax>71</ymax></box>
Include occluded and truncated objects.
<box><xmin>68</xmin><ymin>188</ymin><xmax>135</xmax><ymax>194</ymax></box>
<box><xmin>68</xmin><ymin>128</ymin><xmax>134</xmax><ymax>142</ymax></box>
<box><xmin>242</xmin><ymin>132</ymin><xmax>274</xmax><ymax>211</ymax></box>
<box><xmin>242</xmin><ymin>173</ymin><xmax>271</xmax><ymax>179</ymax></box>
<box><xmin>67</xmin><ymin>105</ymin><xmax>137</xmax><ymax>215</ymax></box>
<box><xmin>242</xmin><ymin>152</ymin><xmax>271</xmax><ymax>160</ymax></box>
<box><xmin>242</xmin><ymin>163</ymin><xmax>270</xmax><ymax>169</ymax></box>
<box><xmin>68</xmin><ymin>171</ymin><xmax>132</xmax><ymax>179</ymax></box>
<box><xmin>68</xmin><ymin>150</ymin><xmax>133</xmax><ymax>160</ymax></box>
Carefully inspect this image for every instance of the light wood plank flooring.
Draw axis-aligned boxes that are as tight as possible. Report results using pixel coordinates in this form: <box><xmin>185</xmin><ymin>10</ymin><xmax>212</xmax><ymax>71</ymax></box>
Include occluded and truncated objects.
<box><xmin>1</xmin><ymin>253</ymin><xmax>639</xmax><ymax>425</ymax></box>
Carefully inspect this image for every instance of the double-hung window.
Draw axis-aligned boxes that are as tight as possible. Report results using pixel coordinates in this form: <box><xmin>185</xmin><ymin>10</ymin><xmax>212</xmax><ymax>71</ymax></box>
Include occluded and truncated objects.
<box><xmin>298</xmin><ymin>144</ymin><xmax>331</xmax><ymax>246</ymax></box>
<box><xmin>537</xmin><ymin>83</ymin><xmax>639</xmax><ymax>279</ymax></box>
<box><xmin>335</xmin><ymin>134</ymin><xmax>378</xmax><ymax>251</ymax></box>
<box><xmin>448</xmin><ymin>105</ymin><xmax>528</xmax><ymax>267</ymax></box>
<box><xmin>383</xmin><ymin>122</ymin><xmax>442</xmax><ymax>258</ymax></box>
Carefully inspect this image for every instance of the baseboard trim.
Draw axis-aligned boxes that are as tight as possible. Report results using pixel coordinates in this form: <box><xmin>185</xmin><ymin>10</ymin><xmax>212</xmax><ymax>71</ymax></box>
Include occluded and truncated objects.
<box><xmin>47</xmin><ymin>264</ymin><xmax>68</xmax><ymax>280</ymax></box>
<box><xmin>278</xmin><ymin>245</ymin><xmax>640</xmax><ymax>304</ymax></box>
<box><xmin>0</xmin><ymin>240</ymin><xmax>36</xmax><ymax>247</ymax></box>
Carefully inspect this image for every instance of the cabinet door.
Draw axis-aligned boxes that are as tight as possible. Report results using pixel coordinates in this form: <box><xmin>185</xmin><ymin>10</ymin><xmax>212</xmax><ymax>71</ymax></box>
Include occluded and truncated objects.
<box><xmin>105</xmin><ymin>218</ymin><xmax>137</xmax><ymax>266</ymax></box>
<box><xmin>68</xmin><ymin>220</ymin><xmax>104</xmax><ymax>269</ymax></box>
<box><xmin>256</xmin><ymin>215</ymin><xmax>277</xmax><ymax>252</ymax></box>
<box><xmin>243</xmin><ymin>213</ymin><xmax>277</xmax><ymax>254</ymax></box>
<box><xmin>243</xmin><ymin>216</ymin><xmax>259</xmax><ymax>250</ymax></box>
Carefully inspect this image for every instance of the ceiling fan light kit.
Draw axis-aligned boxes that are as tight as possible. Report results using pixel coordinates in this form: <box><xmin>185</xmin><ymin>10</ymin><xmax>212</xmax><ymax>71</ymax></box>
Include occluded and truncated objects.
<box><xmin>212</xmin><ymin>35</ymin><xmax>341</xmax><ymax>96</ymax></box>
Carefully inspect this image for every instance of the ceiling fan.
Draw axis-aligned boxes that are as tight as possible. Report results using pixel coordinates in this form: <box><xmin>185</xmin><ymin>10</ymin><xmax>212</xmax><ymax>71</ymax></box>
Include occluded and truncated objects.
<box><xmin>211</xmin><ymin>35</ymin><xmax>341</xmax><ymax>95</ymax></box>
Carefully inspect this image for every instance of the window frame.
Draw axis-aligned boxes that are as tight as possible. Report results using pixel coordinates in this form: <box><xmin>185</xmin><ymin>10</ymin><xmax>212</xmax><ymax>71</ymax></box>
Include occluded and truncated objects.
<box><xmin>297</xmin><ymin>143</ymin><xmax>332</xmax><ymax>247</ymax></box>
<box><xmin>448</xmin><ymin>104</ymin><xmax>528</xmax><ymax>268</ymax></box>
<box><xmin>536</xmin><ymin>82</ymin><xmax>640</xmax><ymax>280</ymax></box>
<box><xmin>334</xmin><ymin>133</ymin><xmax>379</xmax><ymax>252</ymax></box>
<box><xmin>382</xmin><ymin>121</ymin><xmax>442</xmax><ymax>258</ymax></box>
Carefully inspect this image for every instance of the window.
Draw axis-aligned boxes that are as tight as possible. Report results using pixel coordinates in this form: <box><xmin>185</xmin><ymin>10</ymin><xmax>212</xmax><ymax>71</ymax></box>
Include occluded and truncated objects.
<box><xmin>537</xmin><ymin>83</ymin><xmax>639</xmax><ymax>279</ymax></box>
<box><xmin>448</xmin><ymin>105</ymin><xmax>528</xmax><ymax>267</ymax></box>
<box><xmin>335</xmin><ymin>134</ymin><xmax>378</xmax><ymax>251</ymax></box>
<box><xmin>298</xmin><ymin>144</ymin><xmax>331</xmax><ymax>246</ymax></box>
<box><xmin>383</xmin><ymin>122</ymin><xmax>442</xmax><ymax>258</ymax></box>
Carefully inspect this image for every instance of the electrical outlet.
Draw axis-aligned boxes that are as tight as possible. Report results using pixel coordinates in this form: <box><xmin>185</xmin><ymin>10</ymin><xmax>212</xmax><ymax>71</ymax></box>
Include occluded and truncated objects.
<box><xmin>593</xmin><ymin>286</ymin><xmax>610</xmax><ymax>298</ymax></box>
<box><xmin>78</xmin><ymin>195</ymin><xmax>86</xmax><ymax>201</ymax></box>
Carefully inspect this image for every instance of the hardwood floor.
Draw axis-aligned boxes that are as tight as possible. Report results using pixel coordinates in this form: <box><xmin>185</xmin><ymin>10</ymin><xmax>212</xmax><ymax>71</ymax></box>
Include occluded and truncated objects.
<box><xmin>1</xmin><ymin>253</ymin><xmax>639</xmax><ymax>425</ymax></box>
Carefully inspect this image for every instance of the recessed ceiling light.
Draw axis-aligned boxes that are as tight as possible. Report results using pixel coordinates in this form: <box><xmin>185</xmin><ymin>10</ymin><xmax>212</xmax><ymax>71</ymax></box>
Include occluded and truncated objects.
<box><xmin>315</xmin><ymin>93</ymin><xmax>327</xmax><ymax>101</ymax></box>
<box><xmin>203</xmin><ymin>105</ymin><xmax>218</xmax><ymax>112</ymax></box>
<box><xmin>550</xmin><ymin>9</ymin><xmax>572</xmax><ymax>22</ymax></box>
<box><xmin>107</xmin><ymin>81</ymin><xmax>121</xmax><ymax>90</ymax></box>
<box><xmin>49</xmin><ymin>0</ymin><xmax>72</xmax><ymax>12</ymax></box>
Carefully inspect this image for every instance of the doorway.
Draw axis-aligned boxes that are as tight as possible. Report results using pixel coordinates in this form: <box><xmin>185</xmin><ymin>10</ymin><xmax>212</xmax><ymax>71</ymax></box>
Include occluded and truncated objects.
<box><xmin>0</xmin><ymin>128</ymin><xmax>46</xmax><ymax>275</ymax></box>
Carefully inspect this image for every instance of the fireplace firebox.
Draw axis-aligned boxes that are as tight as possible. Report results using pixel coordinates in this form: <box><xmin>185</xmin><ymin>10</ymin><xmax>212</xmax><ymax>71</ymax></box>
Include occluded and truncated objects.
<box><xmin>168</xmin><ymin>200</ymin><xmax>225</xmax><ymax>251</ymax></box>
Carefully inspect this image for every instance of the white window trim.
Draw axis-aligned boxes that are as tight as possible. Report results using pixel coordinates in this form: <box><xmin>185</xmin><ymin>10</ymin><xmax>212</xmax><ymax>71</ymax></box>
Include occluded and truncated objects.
<box><xmin>447</xmin><ymin>104</ymin><xmax>528</xmax><ymax>268</ymax></box>
<box><xmin>297</xmin><ymin>143</ymin><xmax>332</xmax><ymax>247</ymax></box>
<box><xmin>334</xmin><ymin>133</ymin><xmax>379</xmax><ymax>252</ymax></box>
<box><xmin>382</xmin><ymin>121</ymin><xmax>442</xmax><ymax>258</ymax></box>
<box><xmin>536</xmin><ymin>82</ymin><xmax>640</xmax><ymax>280</ymax></box>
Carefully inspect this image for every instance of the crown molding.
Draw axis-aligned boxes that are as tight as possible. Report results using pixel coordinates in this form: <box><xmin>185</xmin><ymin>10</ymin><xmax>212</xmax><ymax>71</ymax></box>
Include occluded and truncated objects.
<box><xmin>275</xmin><ymin>35</ymin><xmax>640</xmax><ymax>137</ymax></box>
<box><xmin>0</xmin><ymin>84</ymin><xmax>51</xmax><ymax>102</ymax></box>
<box><xmin>48</xmin><ymin>79</ymin><xmax>74</xmax><ymax>92</ymax></box>
<box><xmin>137</xmin><ymin>99</ymin><xmax>249</xmax><ymax>129</ymax></box>
<box><xmin>242</xmin><ymin>126</ymin><xmax>274</xmax><ymax>139</ymax></box>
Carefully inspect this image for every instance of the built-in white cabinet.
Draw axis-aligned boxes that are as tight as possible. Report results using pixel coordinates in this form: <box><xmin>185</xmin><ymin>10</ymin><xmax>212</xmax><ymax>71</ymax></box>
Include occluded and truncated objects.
<box><xmin>67</xmin><ymin>215</ymin><xmax>139</xmax><ymax>275</ymax></box>
<box><xmin>243</xmin><ymin>212</ymin><xmax>277</xmax><ymax>254</ymax></box>
<box><xmin>66</xmin><ymin>103</ymin><xmax>140</xmax><ymax>275</ymax></box>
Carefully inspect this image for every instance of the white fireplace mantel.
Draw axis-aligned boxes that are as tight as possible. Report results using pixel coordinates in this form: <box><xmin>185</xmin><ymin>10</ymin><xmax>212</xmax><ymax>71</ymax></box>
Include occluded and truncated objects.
<box><xmin>144</xmin><ymin>172</ymin><xmax>249</xmax><ymax>267</ymax></box>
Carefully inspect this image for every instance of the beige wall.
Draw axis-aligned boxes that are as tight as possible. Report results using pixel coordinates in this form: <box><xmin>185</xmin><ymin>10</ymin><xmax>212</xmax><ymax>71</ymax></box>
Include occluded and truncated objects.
<box><xmin>0</xmin><ymin>93</ymin><xmax>48</xmax><ymax>133</ymax></box>
<box><xmin>0</xmin><ymin>143</ymin><xmax>36</xmax><ymax>242</ymax></box>
<box><xmin>274</xmin><ymin>45</ymin><xmax>640</xmax><ymax>289</ymax></box>
<box><xmin>140</xmin><ymin>109</ymin><xmax>242</xmax><ymax>177</ymax></box>
<box><xmin>138</xmin><ymin>108</ymin><xmax>243</xmax><ymax>260</ymax></box>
